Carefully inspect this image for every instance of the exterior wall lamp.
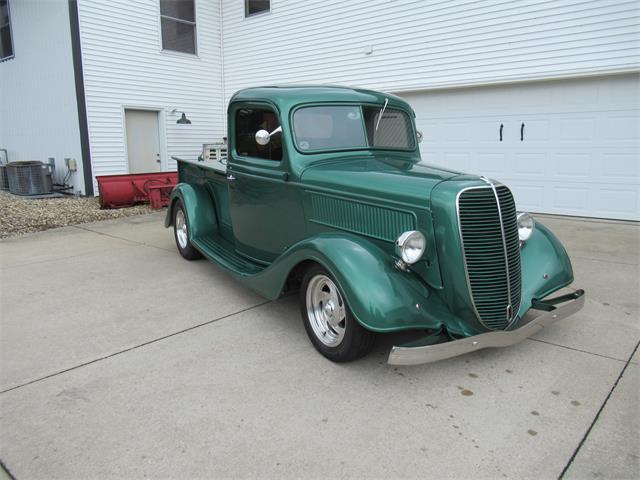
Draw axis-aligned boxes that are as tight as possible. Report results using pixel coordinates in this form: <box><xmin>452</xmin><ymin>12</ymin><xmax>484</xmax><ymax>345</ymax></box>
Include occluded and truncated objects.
<box><xmin>171</xmin><ymin>109</ymin><xmax>192</xmax><ymax>124</ymax></box>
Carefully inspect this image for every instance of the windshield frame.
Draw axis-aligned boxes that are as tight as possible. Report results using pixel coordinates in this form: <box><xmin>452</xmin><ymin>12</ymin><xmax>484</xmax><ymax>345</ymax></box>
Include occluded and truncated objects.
<box><xmin>290</xmin><ymin>102</ymin><xmax>417</xmax><ymax>155</ymax></box>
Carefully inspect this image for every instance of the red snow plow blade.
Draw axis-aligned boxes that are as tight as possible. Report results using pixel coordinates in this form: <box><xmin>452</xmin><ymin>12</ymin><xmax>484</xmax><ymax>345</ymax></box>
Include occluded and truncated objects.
<box><xmin>96</xmin><ymin>172</ymin><xmax>178</xmax><ymax>209</ymax></box>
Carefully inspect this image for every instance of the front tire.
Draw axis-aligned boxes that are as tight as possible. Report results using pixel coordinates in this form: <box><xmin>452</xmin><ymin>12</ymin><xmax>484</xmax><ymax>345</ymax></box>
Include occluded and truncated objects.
<box><xmin>300</xmin><ymin>265</ymin><xmax>375</xmax><ymax>362</ymax></box>
<box><xmin>173</xmin><ymin>200</ymin><xmax>202</xmax><ymax>260</ymax></box>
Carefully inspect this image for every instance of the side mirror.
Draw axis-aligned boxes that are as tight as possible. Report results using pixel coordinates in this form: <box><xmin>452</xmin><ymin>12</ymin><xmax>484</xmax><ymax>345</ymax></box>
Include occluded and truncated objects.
<box><xmin>416</xmin><ymin>130</ymin><xmax>424</xmax><ymax>143</ymax></box>
<box><xmin>255</xmin><ymin>126</ymin><xmax>282</xmax><ymax>146</ymax></box>
<box><xmin>255</xmin><ymin>130</ymin><xmax>270</xmax><ymax>146</ymax></box>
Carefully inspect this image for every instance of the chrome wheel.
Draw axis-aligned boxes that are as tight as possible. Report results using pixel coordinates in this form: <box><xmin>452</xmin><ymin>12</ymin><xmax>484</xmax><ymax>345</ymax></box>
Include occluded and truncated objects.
<box><xmin>175</xmin><ymin>209</ymin><xmax>188</xmax><ymax>249</ymax></box>
<box><xmin>305</xmin><ymin>274</ymin><xmax>347</xmax><ymax>347</ymax></box>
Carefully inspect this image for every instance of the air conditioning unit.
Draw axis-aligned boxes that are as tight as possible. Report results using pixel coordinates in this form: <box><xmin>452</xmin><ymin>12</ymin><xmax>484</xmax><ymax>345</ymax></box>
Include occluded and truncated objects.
<box><xmin>0</xmin><ymin>149</ymin><xmax>8</xmax><ymax>190</ymax></box>
<box><xmin>6</xmin><ymin>161</ymin><xmax>54</xmax><ymax>195</ymax></box>
<box><xmin>0</xmin><ymin>165</ymin><xmax>8</xmax><ymax>190</ymax></box>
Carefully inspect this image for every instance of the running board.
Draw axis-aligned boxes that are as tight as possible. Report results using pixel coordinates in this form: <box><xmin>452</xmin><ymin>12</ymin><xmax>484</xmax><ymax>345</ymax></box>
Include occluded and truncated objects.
<box><xmin>192</xmin><ymin>235</ymin><xmax>266</xmax><ymax>277</ymax></box>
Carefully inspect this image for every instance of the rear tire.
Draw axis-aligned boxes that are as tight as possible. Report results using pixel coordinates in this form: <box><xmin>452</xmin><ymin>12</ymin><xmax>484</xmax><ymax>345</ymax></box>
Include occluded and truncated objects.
<box><xmin>300</xmin><ymin>265</ymin><xmax>375</xmax><ymax>362</ymax></box>
<box><xmin>173</xmin><ymin>200</ymin><xmax>202</xmax><ymax>260</ymax></box>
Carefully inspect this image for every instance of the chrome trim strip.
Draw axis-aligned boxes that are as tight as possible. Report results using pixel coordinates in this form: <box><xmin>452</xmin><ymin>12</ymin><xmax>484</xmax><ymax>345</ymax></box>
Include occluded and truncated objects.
<box><xmin>388</xmin><ymin>290</ymin><xmax>585</xmax><ymax>365</ymax></box>
<box><xmin>480</xmin><ymin>176</ymin><xmax>514</xmax><ymax>324</ymax></box>
<box><xmin>455</xmin><ymin>185</ymin><xmax>489</xmax><ymax>326</ymax></box>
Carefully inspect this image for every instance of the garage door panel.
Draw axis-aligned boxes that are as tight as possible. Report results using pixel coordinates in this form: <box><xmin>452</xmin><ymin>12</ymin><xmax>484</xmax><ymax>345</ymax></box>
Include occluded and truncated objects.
<box><xmin>471</xmin><ymin>121</ymin><xmax>503</xmax><ymax>144</ymax></box>
<box><xmin>419</xmin><ymin>121</ymin><xmax>439</xmax><ymax>146</ymax></box>
<box><xmin>553</xmin><ymin>186</ymin><xmax>591</xmax><ymax>214</ymax></box>
<box><xmin>601</xmin><ymin>113</ymin><xmax>639</xmax><ymax>144</ymax></box>
<box><xmin>517</xmin><ymin>119</ymin><xmax>550</xmax><ymax>144</ymax></box>
<box><xmin>507</xmin><ymin>183</ymin><xmax>547</xmax><ymax>211</ymax></box>
<box><xmin>558</xmin><ymin>117</ymin><xmax>597</xmax><ymax>142</ymax></box>
<box><xmin>552</xmin><ymin>153</ymin><xmax>593</xmax><ymax>179</ymax></box>
<box><xmin>474</xmin><ymin>152</ymin><xmax>506</xmax><ymax>176</ymax></box>
<box><xmin>598</xmin><ymin>153</ymin><xmax>640</xmax><ymax>182</ymax></box>
<box><xmin>514</xmin><ymin>152</ymin><xmax>548</xmax><ymax>177</ymax></box>
<box><xmin>443</xmin><ymin>152</ymin><xmax>472</xmax><ymax>172</ymax></box>
<box><xmin>597</xmin><ymin>187</ymin><xmax>639</xmax><ymax>219</ymax></box>
<box><xmin>599</xmin><ymin>74</ymin><xmax>640</xmax><ymax>106</ymax></box>
<box><xmin>402</xmin><ymin>74</ymin><xmax>640</xmax><ymax>220</ymax></box>
<box><xmin>443</xmin><ymin>122</ymin><xmax>473</xmax><ymax>143</ymax></box>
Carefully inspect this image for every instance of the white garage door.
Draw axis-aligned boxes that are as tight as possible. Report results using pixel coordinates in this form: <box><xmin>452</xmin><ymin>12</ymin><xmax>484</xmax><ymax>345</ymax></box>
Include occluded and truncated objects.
<box><xmin>400</xmin><ymin>74</ymin><xmax>640</xmax><ymax>221</ymax></box>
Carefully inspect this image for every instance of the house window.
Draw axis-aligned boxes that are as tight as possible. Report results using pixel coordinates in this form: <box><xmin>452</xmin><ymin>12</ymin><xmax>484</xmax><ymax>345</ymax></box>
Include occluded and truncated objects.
<box><xmin>0</xmin><ymin>0</ymin><xmax>14</xmax><ymax>61</ymax></box>
<box><xmin>245</xmin><ymin>0</ymin><xmax>270</xmax><ymax>17</ymax></box>
<box><xmin>160</xmin><ymin>0</ymin><xmax>196</xmax><ymax>55</ymax></box>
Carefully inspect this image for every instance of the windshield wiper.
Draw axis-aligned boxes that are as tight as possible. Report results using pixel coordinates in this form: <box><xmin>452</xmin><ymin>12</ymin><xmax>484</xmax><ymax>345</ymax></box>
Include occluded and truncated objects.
<box><xmin>375</xmin><ymin>98</ymin><xmax>389</xmax><ymax>132</ymax></box>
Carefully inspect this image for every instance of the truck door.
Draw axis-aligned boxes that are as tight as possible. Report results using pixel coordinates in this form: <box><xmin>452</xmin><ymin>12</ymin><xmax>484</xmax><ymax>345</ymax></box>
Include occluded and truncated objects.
<box><xmin>227</xmin><ymin>103</ymin><xmax>297</xmax><ymax>263</ymax></box>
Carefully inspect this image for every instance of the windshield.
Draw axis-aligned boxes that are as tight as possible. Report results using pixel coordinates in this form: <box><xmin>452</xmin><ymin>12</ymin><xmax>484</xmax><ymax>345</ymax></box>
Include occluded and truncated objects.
<box><xmin>293</xmin><ymin>105</ymin><xmax>415</xmax><ymax>152</ymax></box>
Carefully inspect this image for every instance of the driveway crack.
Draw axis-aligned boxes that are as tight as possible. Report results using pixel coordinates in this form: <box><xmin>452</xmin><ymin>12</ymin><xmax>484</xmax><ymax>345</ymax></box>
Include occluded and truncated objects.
<box><xmin>73</xmin><ymin>225</ymin><xmax>175</xmax><ymax>253</ymax></box>
<box><xmin>558</xmin><ymin>339</ymin><xmax>640</xmax><ymax>479</ymax></box>
<box><xmin>0</xmin><ymin>300</ymin><xmax>270</xmax><ymax>395</ymax></box>
<box><xmin>527</xmin><ymin>338</ymin><xmax>628</xmax><ymax>363</ymax></box>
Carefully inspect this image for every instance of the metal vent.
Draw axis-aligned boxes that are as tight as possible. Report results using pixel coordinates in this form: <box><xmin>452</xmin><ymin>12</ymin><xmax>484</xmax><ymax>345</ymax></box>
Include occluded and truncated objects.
<box><xmin>457</xmin><ymin>184</ymin><xmax>521</xmax><ymax>330</ymax></box>
<box><xmin>309</xmin><ymin>192</ymin><xmax>415</xmax><ymax>242</ymax></box>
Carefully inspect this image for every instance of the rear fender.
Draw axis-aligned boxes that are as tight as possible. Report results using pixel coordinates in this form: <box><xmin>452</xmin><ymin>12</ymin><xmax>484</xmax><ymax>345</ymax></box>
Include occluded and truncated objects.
<box><xmin>245</xmin><ymin>233</ymin><xmax>458</xmax><ymax>333</ymax></box>
<box><xmin>165</xmin><ymin>183</ymin><xmax>218</xmax><ymax>239</ymax></box>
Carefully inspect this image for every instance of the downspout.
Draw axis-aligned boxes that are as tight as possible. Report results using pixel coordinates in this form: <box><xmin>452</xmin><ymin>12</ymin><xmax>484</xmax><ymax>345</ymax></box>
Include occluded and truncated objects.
<box><xmin>68</xmin><ymin>0</ymin><xmax>94</xmax><ymax>195</ymax></box>
<box><xmin>218</xmin><ymin>0</ymin><xmax>226</xmax><ymax>133</ymax></box>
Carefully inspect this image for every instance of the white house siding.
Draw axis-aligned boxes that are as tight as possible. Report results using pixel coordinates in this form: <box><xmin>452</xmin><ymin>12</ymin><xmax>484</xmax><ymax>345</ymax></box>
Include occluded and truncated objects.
<box><xmin>400</xmin><ymin>74</ymin><xmax>640</xmax><ymax>221</ymax></box>
<box><xmin>221</xmin><ymin>0</ymin><xmax>640</xmax><ymax>98</ymax></box>
<box><xmin>77</xmin><ymin>0</ymin><xmax>225</xmax><ymax>191</ymax></box>
<box><xmin>0</xmin><ymin>0</ymin><xmax>85</xmax><ymax>193</ymax></box>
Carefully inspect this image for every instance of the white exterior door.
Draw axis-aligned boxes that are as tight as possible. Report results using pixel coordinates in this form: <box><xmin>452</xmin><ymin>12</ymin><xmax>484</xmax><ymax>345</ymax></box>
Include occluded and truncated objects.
<box><xmin>400</xmin><ymin>74</ymin><xmax>640</xmax><ymax>221</ymax></box>
<box><xmin>125</xmin><ymin>109</ymin><xmax>161</xmax><ymax>173</ymax></box>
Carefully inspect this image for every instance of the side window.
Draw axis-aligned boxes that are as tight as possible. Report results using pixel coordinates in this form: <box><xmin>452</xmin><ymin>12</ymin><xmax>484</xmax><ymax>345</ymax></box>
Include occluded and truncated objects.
<box><xmin>363</xmin><ymin>107</ymin><xmax>414</xmax><ymax>149</ymax></box>
<box><xmin>160</xmin><ymin>0</ymin><xmax>197</xmax><ymax>55</ymax></box>
<box><xmin>235</xmin><ymin>108</ymin><xmax>282</xmax><ymax>161</ymax></box>
<box><xmin>0</xmin><ymin>0</ymin><xmax>14</xmax><ymax>61</ymax></box>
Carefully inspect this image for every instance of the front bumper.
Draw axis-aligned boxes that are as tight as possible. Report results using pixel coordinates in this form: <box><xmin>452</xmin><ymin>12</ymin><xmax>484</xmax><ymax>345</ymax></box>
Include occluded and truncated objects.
<box><xmin>388</xmin><ymin>289</ymin><xmax>585</xmax><ymax>366</ymax></box>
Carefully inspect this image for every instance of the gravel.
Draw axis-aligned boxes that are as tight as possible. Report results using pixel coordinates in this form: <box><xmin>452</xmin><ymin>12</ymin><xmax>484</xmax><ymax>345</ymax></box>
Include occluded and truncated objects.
<box><xmin>0</xmin><ymin>191</ymin><xmax>158</xmax><ymax>239</ymax></box>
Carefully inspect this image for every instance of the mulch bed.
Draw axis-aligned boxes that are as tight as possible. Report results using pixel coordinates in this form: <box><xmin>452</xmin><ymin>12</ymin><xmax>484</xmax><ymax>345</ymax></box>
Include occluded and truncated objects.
<box><xmin>0</xmin><ymin>191</ymin><xmax>157</xmax><ymax>239</ymax></box>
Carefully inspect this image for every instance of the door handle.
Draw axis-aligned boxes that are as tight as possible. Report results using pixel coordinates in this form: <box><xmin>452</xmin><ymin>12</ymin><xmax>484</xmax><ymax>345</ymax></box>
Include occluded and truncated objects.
<box><xmin>227</xmin><ymin>174</ymin><xmax>236</xmax><ymax>181</ymax></box>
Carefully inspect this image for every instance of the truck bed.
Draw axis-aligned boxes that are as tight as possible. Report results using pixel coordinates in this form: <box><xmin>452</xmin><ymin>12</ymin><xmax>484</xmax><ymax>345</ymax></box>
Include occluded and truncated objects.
<box><xmin>176</xmin><ymin>158</ymin><xmax>233</xmax><ymax>240</ymax></box>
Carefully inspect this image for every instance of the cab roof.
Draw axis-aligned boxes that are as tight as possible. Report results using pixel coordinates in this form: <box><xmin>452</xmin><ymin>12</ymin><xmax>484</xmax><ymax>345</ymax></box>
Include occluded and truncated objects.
<box><xmin>229</xmin><ymin>85</ymin><xmax>415</xmax><ymax>116</ymax></box>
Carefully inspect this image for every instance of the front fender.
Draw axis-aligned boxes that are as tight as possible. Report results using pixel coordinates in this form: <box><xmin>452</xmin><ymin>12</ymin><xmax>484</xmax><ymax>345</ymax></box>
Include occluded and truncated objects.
<box><xmin>245</xmin><ymin>233</ymin><xmax>458</xmax><ymax>333</ymax></box>
<box><xmin>165</xmin><ymin>183</ymin><xmax>218</xmax><ymax>238</ymax></box>
<box><xmin>518</xmin><ymin>221</ymin><xmax>574</xmax><ymax>317</ymax></box>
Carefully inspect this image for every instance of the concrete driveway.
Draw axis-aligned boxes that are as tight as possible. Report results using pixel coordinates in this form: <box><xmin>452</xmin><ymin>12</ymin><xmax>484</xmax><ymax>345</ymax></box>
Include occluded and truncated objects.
<box><xmin>1</xmin><ymin>213</ymin><xmax>638</xmax><ymax>479</ymax></box>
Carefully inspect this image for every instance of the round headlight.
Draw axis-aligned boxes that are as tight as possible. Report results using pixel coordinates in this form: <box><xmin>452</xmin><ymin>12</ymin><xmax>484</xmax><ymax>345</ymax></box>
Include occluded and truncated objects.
<box><xmin>517</xmin><ymin>212</ymin><xmax>535</xmax><ymax>242</ymax></box>
<box><xmin>395</xmin><ymin>231</ymin><xmax>426</xmax><ymax>264</ymax></box>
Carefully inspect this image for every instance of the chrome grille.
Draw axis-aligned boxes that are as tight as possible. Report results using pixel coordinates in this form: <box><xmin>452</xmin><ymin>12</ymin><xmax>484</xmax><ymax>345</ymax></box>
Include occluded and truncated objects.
<box><xmin>457</xmin><ymin>184</ymin><xmax>521</xmax><ymax>330</ymax></box>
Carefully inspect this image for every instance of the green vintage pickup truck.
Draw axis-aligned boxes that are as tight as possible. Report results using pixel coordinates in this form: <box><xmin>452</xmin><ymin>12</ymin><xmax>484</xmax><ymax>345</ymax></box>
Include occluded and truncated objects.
<box><xmin>166</xmin><ymin>86</ymin><xmax>584</xmax><ymax>365</ymax></box>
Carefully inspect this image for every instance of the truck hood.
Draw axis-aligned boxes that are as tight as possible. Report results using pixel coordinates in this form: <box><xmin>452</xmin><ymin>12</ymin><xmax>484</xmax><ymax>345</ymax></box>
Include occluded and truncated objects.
<box><xmin>300</xmin><ymin>155</ymin><xmax>461</xmax><ymax>206</ymax></box>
